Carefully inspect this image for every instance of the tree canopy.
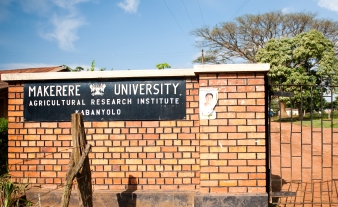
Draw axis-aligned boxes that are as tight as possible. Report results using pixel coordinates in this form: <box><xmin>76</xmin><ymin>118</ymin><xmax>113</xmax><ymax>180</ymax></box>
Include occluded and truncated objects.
<box><xmin>156</xmin><ymin>63</ymin><xmax>171</xmax><ymax>70</ymax></box>
<box><xmin>256</xmin><ymin>30</ymin><xmax>338</xmax><ymax>118</ymax></box>
<box><xmin>191</xmin><ymin>11</ymin><xmax>338</xmax><ymax>64</ymax></box>
<box><xmin>63</xmin><ymin>60</ymin><xmax>106</xmax><ymax>72</ymax></box>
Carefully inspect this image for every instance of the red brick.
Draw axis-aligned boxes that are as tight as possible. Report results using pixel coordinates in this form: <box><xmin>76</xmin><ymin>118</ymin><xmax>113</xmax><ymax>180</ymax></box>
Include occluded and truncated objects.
<box><xmin>160</xmin><ymin>172</ymin><xmax>177</xmax><ymax>177</ymax></box>
<box><xmin>210</xmin><ymin>173</ymin><xmax>228</xmax><ymax>180</ymax></box>
<box><xmin>229</xmin><ymin>187</ymin><xmax>247</xmax><ymax>193</ymax></box>
<box><xmin>200</xmin><ymin>126</ymin><xmax>217</xmax><ymax>133</ymax></box>
<box><xmin>210</xmin><ymin>187</ymin><xmax>228</xmax><ymax>193</ymax></box>
<box><xmin>228</xmin><ymin>79</ymin><xmax>246</xmax><ymax>85</ymax></box>
<box><xmin>218</xmin><ymin>126</ymin><xmax>236</xmax><ymax>133</ymax></box>
<box><xmin>8</xmin><ymin>99</ymin><xmax>23</xmax><ymax>105</ymax></box>
<box><xmin>177</xmin><ymin>121</ymin><xmax>194</xmax><ymax>126</ymax></box>
<box><xmin>228</xmin><ymin>119</ymin><xmax>246</xmax><ymax>125</ymax></box>
<box><xmin>200</xmin><ymin>180</ymin><xmax>218</xmax><ymax>187</ymax></box>
<box><xmin>41</xmin><ymin>171</ymin><xmax>56</xmax><ymax>178</ymax></box>
<box><xmin>237</xmin><ymin>86</ymin><xmax>255</xmax><ymax>92</ymax></box>
<box><xmin>8</xmin><ymin>111</ymin><xmax>23</xmax><ymax>116</ymax></box>
<box><xmin>229</xmin><ymin>173</ymin><xmax>248</xmax><ymax>179</ymax></box>
<box><xmin>8</xmin><ymin>86</ymin><xmax>23</xmax><ymax>92</ymax></box>
<box><xmin>207</xmin><ymin>79</ymin><xmax>227</xmax><ymax>86</ymax></box>
<box><xmin>41</xmin><ymin>147</ymin><xmax>56</xmax><ymax>153</ymax></box>
<box><xmin>248</xmin><ymin>79</ymin><xmax>264</xmax><ymax>85</ymax></box>
<box><xmin>126</xmin><ymin>121</ymin><xmax>141</xmax><ymax>127</ymax></box>
<box><xmin>92</xmin><ymin>122</ymin><xmax>108</xmax><ymax>128</ymax></box>
<box><xmin>247</xmin><ymin>92</ymin><xmax>265</xmax><ymax>98</ymax></box>
<box><xmin>126</xmin><ymin>134</ymin><xmax>142</xmax><ymax>139</ymax></box>
<box><xmin>238</xmin><ymin>126</ymin><xmax>256</xmax><ymax>132</ymax></box>
<box><xmin>248</xmin><ymin>146</ymin><xmax>265</xmax><ymax>152</ymax></box>
<box><xmin>238</xmin><ymin>166</ymin><xmax>256</xmax><ymax>172</ymax></box>
<box><xmin>238</xmin><ymin>180</ymin><xmax>257</xmax><ymax>186</ymax></box>
<box><xmin>238</xmin><ymin>99</ymin><xmax>256</xmax><ymax>105</ymax></box>
<box><xmin>142</xmin><ymin>121</ymin><xmax>159</xmax><ymax>127</ymax></box>
<box><xmin>218</xmin><ymin>73</ymin><xmax>237</xmax><ymax>78</ymax></box>
<box><xmin>143</xmin><ymin>172</ymin><xmax>159</xmax><ymax>177</ymax></box>
<box><xmin>178</xmin><ymin>134</ymin><xmax>195</xmax><ymax>139</ymax></box>
<box><xmin>109</xmin><ymin>121</ymin><xmax>125</xmax><ymax>127</ymax></box>
<box><xmin>159</xmin><ymin>121</ymin><xmax>176</xmax><ymax>127</ymax></box>
<box><xmin>161</xmin><ymin>146</ymin><xmax>177</xmax><ymax>152</ymax></box>
<box><xmin>8</xmin><ymin>123</ymin><xmax>23</xmax><ymax>128</ymax></box>
<box><xmin>160</xmin><ymin>134</ymin><xmax>177</xmax><ymax>139</ymax></box>
<box><xmin>218</xmin><ymin>86</ymin><xmax>237</xmax><ymax>92</ymax></box>
<box><xmin>248</xmin><ymin>187</ymin><xmax>266</xmax><ymax>193</ymax></box>
<box><xmin>228</xmin><ymin>106</ymin><xmax>246</xmax><ymax>112</ymax></box>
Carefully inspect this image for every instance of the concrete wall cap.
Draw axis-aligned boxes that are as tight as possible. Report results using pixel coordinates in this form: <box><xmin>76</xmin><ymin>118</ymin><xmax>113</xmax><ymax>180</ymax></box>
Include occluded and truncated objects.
<box><xmin>1</xmin><ymin>64</ymin><xmax>269</xmax><ymax>81</ymax></box>
<box><xmin>194</xmin><ymin>63</ymin><xmax>270</xmax><ymax>73</ymax></box>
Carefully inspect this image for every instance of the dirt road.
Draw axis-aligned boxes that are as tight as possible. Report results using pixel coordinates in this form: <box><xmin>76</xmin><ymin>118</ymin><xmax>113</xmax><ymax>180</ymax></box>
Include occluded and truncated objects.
<box><xmin>270</xmin><ymin>122</ymin><xmax>338</xmax><ymax>206</ymax></box>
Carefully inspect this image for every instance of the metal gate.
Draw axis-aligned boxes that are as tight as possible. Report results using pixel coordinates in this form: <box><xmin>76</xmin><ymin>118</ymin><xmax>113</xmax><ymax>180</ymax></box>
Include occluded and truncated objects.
<box><xmin>268</xmin><ymin>83</ymin><xmax>338</xmax><ymax>206</ymax></box>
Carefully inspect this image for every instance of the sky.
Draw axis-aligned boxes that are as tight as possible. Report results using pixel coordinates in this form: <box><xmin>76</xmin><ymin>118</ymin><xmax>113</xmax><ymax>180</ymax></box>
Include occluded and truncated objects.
<box><xmin>0</xmin><ymin>0</ymin><xmax>338</xmax><ymax>71</ymax></box>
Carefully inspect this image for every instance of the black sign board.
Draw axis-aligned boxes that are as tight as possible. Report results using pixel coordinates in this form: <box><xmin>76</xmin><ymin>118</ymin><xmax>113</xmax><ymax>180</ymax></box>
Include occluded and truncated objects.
<box><xmin>24</xmin><ymin>78</ymin><xmax>186</xmax><ymax>121</ymax></box>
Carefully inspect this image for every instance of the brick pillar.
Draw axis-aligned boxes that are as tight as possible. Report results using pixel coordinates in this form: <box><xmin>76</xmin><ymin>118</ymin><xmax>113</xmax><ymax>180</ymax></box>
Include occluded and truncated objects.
<box><xmin>199</xmin><ymin>72</ymin><xmax>266</xmax><ymax>194</ymax></box>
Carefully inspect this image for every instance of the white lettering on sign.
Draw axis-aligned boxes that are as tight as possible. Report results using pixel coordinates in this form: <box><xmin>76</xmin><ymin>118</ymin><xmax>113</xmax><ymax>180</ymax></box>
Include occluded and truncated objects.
<box><xmin>136</xmin><ymin>98</ymin><xmax>180</xmax><ymax>105</ymax></box>
<box><xmin>28</xmin><ymin>99</ymin><xmax>86</xmax><ymax>106</ymax></box>
<box><xmin>75</xmin><ymin>109</ymin><xmax>121</xmax><ymax>116</ymax></box>
<box><xmin>90</xmin><ymin>98</ymin><xmax>132</xmax><ymax>105</ymax></box>
<box><xmin>113</xmin><ymin>83</ymin><xmax>180</xmax><ymax>95</ymax></box>
<box><xmin>28</xmin><ymin>85</ymin><xmax>81</xmax><ymax>97</ymax></box>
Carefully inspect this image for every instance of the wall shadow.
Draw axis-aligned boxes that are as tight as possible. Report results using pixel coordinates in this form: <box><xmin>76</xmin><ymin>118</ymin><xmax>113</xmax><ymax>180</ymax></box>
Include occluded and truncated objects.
<box><xmin>270</xmin><ymin>174</ymin><xmax>287</xmax><ymax>204</ymax></box>
<box><xmin>116</xmin><ymin>175</ymin><xmax>137</xmax><ymax>207</ymax></box>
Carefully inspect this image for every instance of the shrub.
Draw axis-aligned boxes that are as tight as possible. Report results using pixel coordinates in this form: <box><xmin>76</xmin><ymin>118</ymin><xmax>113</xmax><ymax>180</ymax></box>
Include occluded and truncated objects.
<box><xmin>0</xmin><ymin>174</ymin><xmax>31</xmax><ymax>207</ymax></box>
<box><xmin>0</xmin><ymin>118</ymin><xmax>8</xmax><ymax>136</ymax></box>
<box><xmin>0</xmin><ymin>118</ymin><xmax>8</xmax><ymax>175</ymax></box>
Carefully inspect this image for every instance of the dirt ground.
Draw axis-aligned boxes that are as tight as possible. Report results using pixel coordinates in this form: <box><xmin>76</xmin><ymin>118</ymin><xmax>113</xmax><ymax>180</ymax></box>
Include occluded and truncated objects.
<box><xmin>270</xmin><ymin>122</ymin><xmax>338</xmax><ymax>206</ymax></box>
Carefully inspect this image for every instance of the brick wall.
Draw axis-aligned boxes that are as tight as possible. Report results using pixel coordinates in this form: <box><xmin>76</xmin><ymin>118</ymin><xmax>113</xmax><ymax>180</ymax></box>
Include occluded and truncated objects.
<box><xmin>6</xmin><ymin>68</ymin><xmax>267</xmax><ymax>195</ymax></box>
<box><xmin>198</xmin><ymin>72</ymin><xmax>266</xmax><ymax>194</ymax></box>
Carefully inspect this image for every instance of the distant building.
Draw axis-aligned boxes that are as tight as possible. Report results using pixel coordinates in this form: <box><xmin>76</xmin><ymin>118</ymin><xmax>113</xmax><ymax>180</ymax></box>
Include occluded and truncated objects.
<box><xmin>285</xmin><ymin>108</ymin><xmax>299</xmax><ymax>116</ymax></box>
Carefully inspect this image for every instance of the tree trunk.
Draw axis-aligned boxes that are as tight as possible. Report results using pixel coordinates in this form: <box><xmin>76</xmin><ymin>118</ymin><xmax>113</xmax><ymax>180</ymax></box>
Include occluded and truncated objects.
<box><xmin>298</xmin><ymin>105</ymin><xmax>303</xmax><ymax>120</ymax></box>
<box><xmin>60</xmin><ymin>113</ymin><xmax>93</xmax><ymax>207</ymax></box>
<box><xmin>71</xmin><ymin>113</ymin><xmax>93</xmax><ymax>207</ymax></box>
<box><xmin>280</xmin><ymin>102</ymin><xmax>288</xmax><ymax>118</ymax></box>
<box><xmin>60</xmin><ymin>144</ymin><xmax>91</xmax><ymax>207</ymax></box>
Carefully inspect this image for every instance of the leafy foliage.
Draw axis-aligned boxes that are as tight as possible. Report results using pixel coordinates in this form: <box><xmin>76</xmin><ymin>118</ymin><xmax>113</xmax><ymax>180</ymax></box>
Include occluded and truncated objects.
<box><xmin>156</xmin><ymin>63</ymin><xmax>171</xmax><ymax>70</ymax></box>
<box><xmin>0</xmin><ymin>118</ymin><xmax>8</xmax><ymax>175</ymax></box>
<box><xmin>63</xmin><ymin>60</ymin><xmax>106</xmax><ymax>72</ymax></box>
<box><xmin>0</xmin><ymin>174</ymin><xmax>31</xmax><ymax>207</ymax></box>
<box><xmin>191</xmin><ymin>11</ymin><xmax>338</xmax><ymax>64</ymax></box>
<box><xmin>63</xmin><ymin>65</ymin><xmax>84</xmax><ymax>72</ymax></box>
<box><xmin>256</xmin><ymin>30</ymin><xmax>338</xmax><ymax>119</ymax></box>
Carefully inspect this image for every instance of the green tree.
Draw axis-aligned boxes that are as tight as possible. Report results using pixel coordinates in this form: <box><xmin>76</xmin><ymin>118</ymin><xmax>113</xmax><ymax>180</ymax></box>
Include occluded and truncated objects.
<box><xmin>64</xmin><ymin>60</ymin><xmax>106</xmax><ymax>72</ymax></box>
<box><xmin>191</xmin><ymin>11</ymin><xmax>338</xmax><ymax>64</ymax></box>
<box><xmin>62</xmin><ymin>65</ymin><xmax>84</xmax><ymax>72</ymax></box>
<box><xmin>156</xmin><ymin>63</ymin><xmax>171</xmax><ymax>70</ymax></box>
<box><xmin>256</xmin><ymin>30</ymin><xmax>338</xmax><ymax>119</ymax></box>
<box><xmin>86</xmin><ymin>60</ymin><xmax>106</xmax><ymax>71</ymax></box>
<box><xmin>0</xmin><ymin>118</ymin><xmax>8</xmax><ymax>175</ymax></box>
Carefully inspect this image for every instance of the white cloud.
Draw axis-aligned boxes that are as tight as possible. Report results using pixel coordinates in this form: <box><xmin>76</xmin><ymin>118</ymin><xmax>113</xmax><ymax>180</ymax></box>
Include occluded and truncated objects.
<box><xmin>21</xmin><ymin>0</ymin><xmax>90</xmax><ymax>51</ymax></box>
<box><xmin>317</xmin><ymin>0</ymin><xmax>338</xmax><ymax>12</ymax></box>
<box><xmin>19</xmin><ymin>0</ymin><xmax>52</xmax><ymax>14</ymax></box>
<box><xmin>42</xmin><ymin>14</ymin><xmax>86</xmax><ymax>51</ymax></box>
<box><xmin>0</xmin><ymin>0</ymin><xmax>90</xmax><ymax>51</ymax></box>
<box><xmin>118</xmin><ymin>0</ymin><xmax>140</xmax><ymax>13</ymax></box>
<box><xmin>51</xmin><ymin>0</ymin><xmax>90</xmax><ymax>9</ymax></box>
<box><xmin>0</xmin><ymin>0</ymin><xmax>14</xmax><ymax>21</ymax></box>
<box><xmin>281</xmin><ymin>7</ymin><xmax>294</xmax><ymax>14</ymax></box>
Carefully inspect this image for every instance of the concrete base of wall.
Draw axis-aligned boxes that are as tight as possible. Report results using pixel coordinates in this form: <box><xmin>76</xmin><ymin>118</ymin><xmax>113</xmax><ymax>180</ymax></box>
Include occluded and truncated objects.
<box><xmin>26</xmin><ymin>189</ymin><xmax>268</xmax><ymax>207</ymax></box>
<box><xmin>194</xmin><ymin>193</ymin><xmax>268</xmax><ymax>207</ymax></box>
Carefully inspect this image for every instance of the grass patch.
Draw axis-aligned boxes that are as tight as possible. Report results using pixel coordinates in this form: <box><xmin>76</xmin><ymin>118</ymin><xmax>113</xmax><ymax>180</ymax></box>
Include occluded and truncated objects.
<box><xmin>293</xmin><ymin>119</ymin><xmax>338</xmax><ymax>128</ymax></box>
